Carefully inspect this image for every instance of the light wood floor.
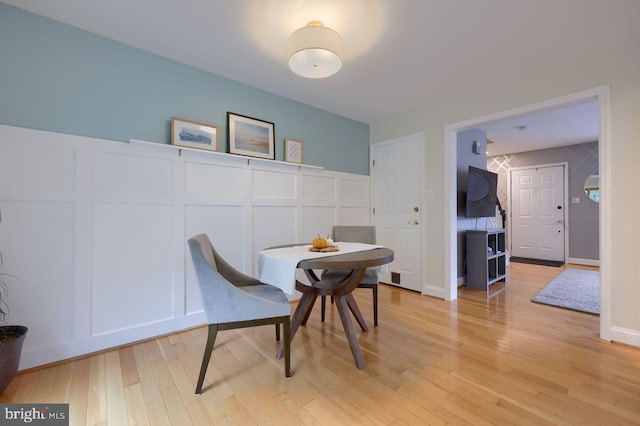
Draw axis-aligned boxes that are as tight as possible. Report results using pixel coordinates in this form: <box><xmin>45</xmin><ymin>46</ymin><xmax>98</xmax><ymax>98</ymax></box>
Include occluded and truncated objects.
<box><xmin>2</xmin><ymin>263</ymin><xmax>640</xmax><ymax>425</ymax></box>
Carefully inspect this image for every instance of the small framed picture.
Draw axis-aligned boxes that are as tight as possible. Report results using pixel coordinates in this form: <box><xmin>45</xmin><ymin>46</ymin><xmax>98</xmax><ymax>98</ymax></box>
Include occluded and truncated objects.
<box><xmin>227</xmin><ymin>112</ymin><xmax>275</xmax><ymax>160</ymax></box>
<box><xmin>284</xmin><ymin>138</ymin><xmax>303</xmax><ymax>163</ymax></box>
<box><xmin>171</xmin><ymin>117</ymin><xmax>218</xmax><ymax>152</ymax></box>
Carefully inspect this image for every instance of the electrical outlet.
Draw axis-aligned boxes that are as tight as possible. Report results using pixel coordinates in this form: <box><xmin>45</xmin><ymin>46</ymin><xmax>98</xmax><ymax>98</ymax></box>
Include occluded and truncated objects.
<box><xmin>571</xmin><ymin>197</ymin><xmax>581</xmax><ymax>204</ymax></box>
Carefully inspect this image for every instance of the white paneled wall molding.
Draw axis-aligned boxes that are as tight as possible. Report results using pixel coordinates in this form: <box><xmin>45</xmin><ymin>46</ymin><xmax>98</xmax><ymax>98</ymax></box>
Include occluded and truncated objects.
<box><xmin>0</xmin><ymin>125</ymin><xmax>370</xmax><ymax>369</ymax></box>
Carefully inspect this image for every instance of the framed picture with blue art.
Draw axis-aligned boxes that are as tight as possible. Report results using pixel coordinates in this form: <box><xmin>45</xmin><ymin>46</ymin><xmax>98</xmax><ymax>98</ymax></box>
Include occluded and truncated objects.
<box><xmin>227</xmin><ymin>112</ymin><xmax>275</xmax><ymax>160</ymax></box>
<box><xmin>171</xmin><ymin>117</ymin><xmax>218</xmax><ymax>152</ymax></box>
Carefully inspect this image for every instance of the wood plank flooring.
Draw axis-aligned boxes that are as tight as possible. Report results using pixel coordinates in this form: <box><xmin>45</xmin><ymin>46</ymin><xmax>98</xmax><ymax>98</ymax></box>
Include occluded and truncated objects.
<box><xmin>2</xmin><ymin>263</ymin><xmax>640</xmax><ymax>425</ymax></box>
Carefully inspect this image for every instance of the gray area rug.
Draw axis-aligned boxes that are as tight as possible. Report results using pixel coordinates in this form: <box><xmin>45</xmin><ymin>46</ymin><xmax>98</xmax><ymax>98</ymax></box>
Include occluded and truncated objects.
<box><xmin>532</xmin><ymin>268</ymin><xmax>600</xmax><ymax>315</ymax></box>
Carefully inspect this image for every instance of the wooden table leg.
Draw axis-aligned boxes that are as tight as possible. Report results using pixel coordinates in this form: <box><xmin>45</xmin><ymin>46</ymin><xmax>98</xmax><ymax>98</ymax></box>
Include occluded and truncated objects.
<box><xmin>277</xmin><ymin>285</ymin><xmax>316</xmax><ymax>359</ymax></box>
<box><xmin>300</xmin><ymin>292</ymin><xmax>316</xmax><ymax>326</ymax></box>
<box><xmin>334</xmin><ymin>294</ymin><xmax>366</xmax><ymax>369</ymax></box>
<box><xmin>346</xmin><ymin>293</ymin><xmax>369</xmax><ymax>332</ymax></box>
<box><xmin>298</xmin><ymin>281</ymin><xmax>317</xmax><ymax>326</ymax></box>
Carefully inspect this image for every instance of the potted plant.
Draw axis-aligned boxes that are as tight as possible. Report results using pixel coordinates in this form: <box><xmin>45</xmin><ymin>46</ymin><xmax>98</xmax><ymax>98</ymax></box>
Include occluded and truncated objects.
<box><xmin>0</xmin><ymin>250</ymin><xmax>28</xmax><ymax>394</ymax></box>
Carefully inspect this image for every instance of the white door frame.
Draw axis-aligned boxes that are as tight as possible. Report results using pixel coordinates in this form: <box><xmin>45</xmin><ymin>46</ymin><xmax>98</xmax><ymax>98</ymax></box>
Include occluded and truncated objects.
<box><xmin>444</xmin><ymin>85</ymin><xmax>611</xmax><ymax>341</ymax></box>
<box><xmin>370</xmin><ymin>132</ymin><xmax>426</xmax><ymax>294</ymax></box>
<box><xmin>508</xmin><ymin>162</ymin><xmax>569</xmax><ymax>262</ymax></box>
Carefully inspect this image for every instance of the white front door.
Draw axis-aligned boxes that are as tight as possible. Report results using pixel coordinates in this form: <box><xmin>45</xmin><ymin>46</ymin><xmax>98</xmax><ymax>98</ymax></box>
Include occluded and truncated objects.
<box><xmin>372</xmin><ymin>134</ymin><xmax>423</xmax><ymax>292</ymax></box>
<box><xmin>510</xmin><ymin>165</ymin><xmax>565</xmax><ymax>261</ymax></box>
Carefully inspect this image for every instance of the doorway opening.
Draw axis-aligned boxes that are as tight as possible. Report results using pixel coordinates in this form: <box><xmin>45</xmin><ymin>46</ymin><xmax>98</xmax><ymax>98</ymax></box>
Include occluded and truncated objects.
<box><xmin>445</xmin><ymin>86</ymin><xmax>611</xmax><ymax>341</ymax></box>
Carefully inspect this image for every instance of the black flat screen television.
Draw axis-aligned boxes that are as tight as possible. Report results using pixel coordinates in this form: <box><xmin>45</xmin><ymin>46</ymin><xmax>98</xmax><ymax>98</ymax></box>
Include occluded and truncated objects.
<box><xmin>465</xmin><ymin>166</ymin><xmax>498</xmax><ymax>218</ymax></box>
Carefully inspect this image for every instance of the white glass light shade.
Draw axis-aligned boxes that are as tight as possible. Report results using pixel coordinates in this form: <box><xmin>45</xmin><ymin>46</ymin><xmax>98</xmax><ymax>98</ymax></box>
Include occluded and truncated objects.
<box><xmin>288</xmin><ymin>22</ymin><xmax>343</xmax><ymax>78</ymax></box>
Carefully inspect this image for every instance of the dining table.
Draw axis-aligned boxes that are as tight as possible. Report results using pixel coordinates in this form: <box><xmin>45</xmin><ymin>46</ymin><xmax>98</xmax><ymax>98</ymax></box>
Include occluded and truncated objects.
<box><xmin>258</xmin><ymin>242</ymin><xmax>394</xmax><ymax>369</ymax></box>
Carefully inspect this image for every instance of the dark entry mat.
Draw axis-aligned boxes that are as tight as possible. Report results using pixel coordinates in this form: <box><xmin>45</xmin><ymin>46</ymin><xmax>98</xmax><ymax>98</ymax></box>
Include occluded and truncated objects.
<box><xmin>510</xmin><ymin>257</ymin><xmax>565</xmax><ymax>267</ymax></box>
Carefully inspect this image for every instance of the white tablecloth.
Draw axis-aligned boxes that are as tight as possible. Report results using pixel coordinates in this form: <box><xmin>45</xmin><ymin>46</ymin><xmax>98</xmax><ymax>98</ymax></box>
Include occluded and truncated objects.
<box><xmin>258</xmin><ymin>242</ymin><xmax>382</xmax><ymax>295</ymax></box>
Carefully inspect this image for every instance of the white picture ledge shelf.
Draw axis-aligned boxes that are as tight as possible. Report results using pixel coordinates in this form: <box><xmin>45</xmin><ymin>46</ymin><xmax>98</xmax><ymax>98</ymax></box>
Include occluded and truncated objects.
<box><xmin>129</xmin><ymin>139</ymin><xmax>324</xmax><ymax>170</ymax></box>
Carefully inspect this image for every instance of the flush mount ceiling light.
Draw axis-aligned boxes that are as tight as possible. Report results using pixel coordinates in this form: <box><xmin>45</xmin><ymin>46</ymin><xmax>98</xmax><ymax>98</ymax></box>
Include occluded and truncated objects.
<box><xmin>288</xmin><ymin>21</ymin><xmax>343</xmax><ymax>79</ymax></box>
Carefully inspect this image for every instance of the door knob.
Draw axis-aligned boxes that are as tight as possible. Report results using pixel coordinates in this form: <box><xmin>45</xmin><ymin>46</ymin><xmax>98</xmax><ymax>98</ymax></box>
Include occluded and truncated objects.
<box><xmin>409</xmin><ymin>220</ymin><xmax>419</xmax><ymax>225</ymax></box>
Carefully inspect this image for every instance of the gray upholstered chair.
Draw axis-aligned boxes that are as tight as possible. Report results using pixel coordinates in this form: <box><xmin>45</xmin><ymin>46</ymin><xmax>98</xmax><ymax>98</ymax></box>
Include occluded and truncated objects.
<box><xmin>188</xmin><ymin>234</ymin><xmax>291</xmax><ymax>394</ymax></box>
<box><xmin>320</xmin><ymin>226</ymin><xmax>380</xmax><ymax>326</ymax></box>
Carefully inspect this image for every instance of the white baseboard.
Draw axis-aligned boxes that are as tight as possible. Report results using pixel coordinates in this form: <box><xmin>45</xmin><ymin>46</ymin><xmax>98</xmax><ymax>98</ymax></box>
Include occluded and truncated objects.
<box><xmin>457</xmin><ymin>276</ymin><xmax>466</xmax><ymax>287</ymax></box>
<box><xmin>568</xmin><ymin>258</ymin><xmax>600</xmax><ymax>267</ymax></box>
<box><xmin>423</xmin><ymin>283</ymin><xmax>446</xmax><ymax>299</ymax></box>
<box><xmin>21</xmin><ymin>313</ymin><xmax>206</xmax><ymax>370</ymax></box>
<box><xmin>610</xmin><ymin>326</ymin><xmax>640</xmax><ymax>348</ymax></box>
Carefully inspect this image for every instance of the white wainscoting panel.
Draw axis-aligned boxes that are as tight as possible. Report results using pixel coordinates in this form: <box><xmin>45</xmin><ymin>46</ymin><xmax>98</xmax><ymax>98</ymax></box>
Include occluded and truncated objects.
<box><xmin>301</xmin><ymin>173</ymin><xmax>337</xmax><ymax>202</ymax></box>
<box><xmin>184</xmin><ymin>204</ymin><xmax>246</xmax><ymax>314</ymax></box>
<box><xmin>2</xmin><ymin>200</ymin><xmax>76</xmax><ymax>350</ymax></box>
<box><xmin>94</xmin><ymin>151</ymin><xmax>173</xmax><ymax>194</ymax></box>
<box><xmin>0</xmin><ymin>139</ymin><xmax>76</xmax><ymax>189</ymax></box>
<box><xmin>302</xmin><ymin>206</ymin><xmax>338</xmax><ymax>242</ymax></box>
<box><xmin>337</xmin><ymin>173</ymin><xmax>370</xmax><ymax>225</ymax></box>
<box><xmin>252</xmin><ymin>168</ymin><xmax>298</xmax><ymax>200</ymax></box>
<box><xmin>0</xmin><ymin>125</ymin><xmax>371</xmax><ymax>369</ymax></box>
<box><xmin>91</xmin><ymin>203</ymin><xmax>174</xmax><ymax>335</ymax></box>
<box><xmin>185</xmin><ymin>161</ymin><xmax>246</xmax><ymax>202</ymax></box>
<box><xmin>340</xmin><ymin>177</ymin><xmax>369</xmax><ymax>204</ymax></box>
<box><xmin>339</xmin><ymin>207</ymin><xmax>370</xmax><ymax>225</ymax></box>
<box><xmin>252</xmin><ymin>206</ymin><xmax>297</xmax><ymax>272</ymax></box>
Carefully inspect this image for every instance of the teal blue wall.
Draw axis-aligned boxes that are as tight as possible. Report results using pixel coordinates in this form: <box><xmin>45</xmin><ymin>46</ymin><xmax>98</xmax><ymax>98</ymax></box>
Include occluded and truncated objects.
<box><xmin>0</xmin><ymin>3</ymin><xmax>369</xmax><ymax>175</ymax></box>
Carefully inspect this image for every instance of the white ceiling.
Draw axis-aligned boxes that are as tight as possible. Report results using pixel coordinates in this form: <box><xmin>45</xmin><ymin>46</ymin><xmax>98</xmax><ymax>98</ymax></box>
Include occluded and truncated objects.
<box><xmin>481</xmin><ymin>100</ymin><xmax>600</xmax><ymax>156</ymax></box>
<box><xmin>4</xmin><ymin>0</ymin><xmax>635</xmax><ymax>152</ymax></box>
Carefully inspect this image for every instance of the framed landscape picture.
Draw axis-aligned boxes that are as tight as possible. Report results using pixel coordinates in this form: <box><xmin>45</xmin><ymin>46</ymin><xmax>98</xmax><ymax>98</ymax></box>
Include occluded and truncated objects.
<box><xmin>171</xmin><ymin>117</ymin><xmax>218</xmax><ymax>151</ymax></box>
<box><xmin>227</xmin><ymin>112</ymin><xmax>275</xmax><ymax>160</ymax></box>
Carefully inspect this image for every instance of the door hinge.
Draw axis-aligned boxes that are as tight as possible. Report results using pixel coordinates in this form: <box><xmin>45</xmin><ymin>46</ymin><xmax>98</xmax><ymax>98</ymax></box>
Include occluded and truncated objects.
<box><xmin>372</xmin><ymin>207</ymin><xmax>375</xmax><ymax>215</ymax></box>
<box><xmin>372</xmin><ymin>159</ymin><xmax>375</xmax><ymax>166</ymax></box>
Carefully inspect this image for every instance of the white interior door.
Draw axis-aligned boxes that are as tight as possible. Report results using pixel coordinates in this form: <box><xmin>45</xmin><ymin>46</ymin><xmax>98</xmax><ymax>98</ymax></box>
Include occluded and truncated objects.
<box><xmin>372</xmin><ymin>134</ymin><xmax>423</xmax><ymax>292</ymax></box>
<box><xmin>510</xmin><ymin>165</ymin><xmax>565</xmax><ymax>261</ymax></box>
